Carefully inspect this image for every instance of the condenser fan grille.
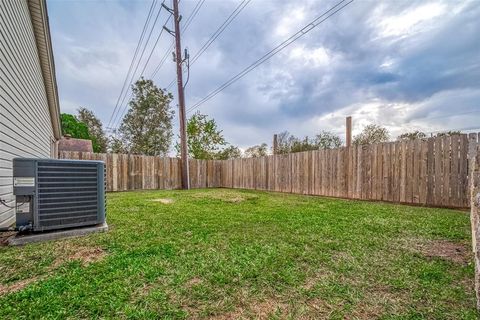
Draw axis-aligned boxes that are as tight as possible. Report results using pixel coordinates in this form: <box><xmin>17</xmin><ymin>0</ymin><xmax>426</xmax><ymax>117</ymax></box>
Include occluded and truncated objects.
<box><xmin>37</xmin><ymin>162</ymin><xmax>99</xmax><ymax>229</ymax></box>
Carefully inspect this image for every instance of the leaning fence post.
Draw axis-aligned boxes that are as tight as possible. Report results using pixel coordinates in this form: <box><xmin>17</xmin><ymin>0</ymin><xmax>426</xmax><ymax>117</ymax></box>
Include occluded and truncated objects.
<box><xmin>468</xmin><ymin>132</ymin><xmax>480</xmax><ymax>309</ymax></box>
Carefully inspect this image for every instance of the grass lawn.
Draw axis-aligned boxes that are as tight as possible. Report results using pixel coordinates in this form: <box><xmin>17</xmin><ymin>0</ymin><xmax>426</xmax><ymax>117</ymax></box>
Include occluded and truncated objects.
<box><xmin>0</xmin><ymin>189</ymin><xmax>477</xmax><ymax>319</ymax></box>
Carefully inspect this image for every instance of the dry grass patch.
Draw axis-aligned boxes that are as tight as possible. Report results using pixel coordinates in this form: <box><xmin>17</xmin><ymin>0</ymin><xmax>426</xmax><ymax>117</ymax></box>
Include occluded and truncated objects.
<box><xmin>0</xmin><ymin>244</ymin><xmax>106</xmax><ymax>296</ymax></box>
<box><xmin>51</xmin><ymin>245</ymin><xmax>106</xmax><ymax>268</ymax></box>
<box><xmin>192</xmin><ymin>190</ymin><xmax>258</xmax><ymax>203</ymax></box>
<box><xmin>207</xmin><ymin>298</ymin><xmax>287</xmax><ymax>320</ymax></box>
<box><xmin>415</xmin><ymin>239</ymin><xmax>470</xmax><ymax>265</ymax></box>
<box><xmin>185</xmin><ymin>277</ymin><xmax>203</xmax><ymax>288</ymax></box>
<box><xmin>150</xmin><ymin>198</ymin><xmax>175</xmax><ymax>204</ymax></box>
<box><xmin>0</xmin><ymin>276</ymin><xmax>42</xmax><ymax>296</ymax></box>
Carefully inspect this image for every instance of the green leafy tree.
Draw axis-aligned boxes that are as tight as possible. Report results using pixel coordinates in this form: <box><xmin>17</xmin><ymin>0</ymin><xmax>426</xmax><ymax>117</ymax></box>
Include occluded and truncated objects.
<box><xmin>60</xmin><ymin>113</ymin><xmax>91</xmax><ymax>140</ymax></box>
<box><xmin>178</xmin><ymin>112</ymin><xmax>241</xmax><ymax>159</ymax></box>
<box><xmin>397</xmin><ymin>130</ymin><xmax>427</xmax><ymax>141</ymax></box>
<box><xmin>314</xmin><ymin>131</ymin><xmax>342</xmax><ymax>149</ymax></box>
<box><xmin>216</xmin><ymin>145</ymin><xmax>242</xmax><ymax>160</ymax></box>
<box><xmin>118</xmin><ymin>78</ymin><xmax>174</xmax><ymax>156</ymax></box>
<box><xmin>77</xmin><ymin>107</ymin><xmax>108</xmax><ymax>152</ymax></box>
<box><xmin>245</xmin><ymin>143</ymin><xmax>268</xmax><ymax>158</ymax></box>
<box><xmin>353</xmin><ymin>124</ymin><xmax>390</xmax><ymax>145</ymax></box>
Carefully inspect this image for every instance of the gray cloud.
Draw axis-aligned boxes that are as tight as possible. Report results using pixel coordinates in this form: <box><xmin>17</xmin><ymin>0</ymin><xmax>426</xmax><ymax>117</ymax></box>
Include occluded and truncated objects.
<box><xmin>48</xmin><ymin>0</ymin><xmax>480</xmax><ymax>149</ymax></box>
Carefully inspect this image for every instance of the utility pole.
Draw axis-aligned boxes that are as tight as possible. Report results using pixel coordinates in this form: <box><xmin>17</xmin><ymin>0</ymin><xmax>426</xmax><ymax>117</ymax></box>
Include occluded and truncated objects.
<box><xmin>164</xmin><ymin>0</ymin><xmax>189</xmax><ymax>189</ymax></box>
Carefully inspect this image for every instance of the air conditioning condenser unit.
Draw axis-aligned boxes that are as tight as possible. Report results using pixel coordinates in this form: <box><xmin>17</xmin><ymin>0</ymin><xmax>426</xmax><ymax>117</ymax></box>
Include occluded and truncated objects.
<box><xmin>13</xmin><ymin>158</ymin><xmax>106</xmax><ymax>232</ymax></box>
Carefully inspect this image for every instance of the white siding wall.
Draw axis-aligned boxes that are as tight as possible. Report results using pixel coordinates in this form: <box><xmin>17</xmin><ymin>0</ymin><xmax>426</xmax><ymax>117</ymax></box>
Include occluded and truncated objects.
<box><xmin>0</xmin><ymin>0</ymin><xmax>54</xmax><ymax>227</ymax></box>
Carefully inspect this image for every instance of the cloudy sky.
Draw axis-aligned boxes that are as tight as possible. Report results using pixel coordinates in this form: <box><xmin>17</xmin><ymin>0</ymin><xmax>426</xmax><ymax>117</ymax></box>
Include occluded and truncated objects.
<box><xmin>47</xmin><ymin>0</ymin><xmax>480</xmax><ymax>150</ymax></box>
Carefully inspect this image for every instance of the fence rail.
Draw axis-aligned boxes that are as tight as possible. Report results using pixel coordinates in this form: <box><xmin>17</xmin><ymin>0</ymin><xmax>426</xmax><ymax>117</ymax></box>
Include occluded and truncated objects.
<box><xmin>60</xmin><ymin>133</ymin><xmax>480</xmax><ymax>208</ymax></box>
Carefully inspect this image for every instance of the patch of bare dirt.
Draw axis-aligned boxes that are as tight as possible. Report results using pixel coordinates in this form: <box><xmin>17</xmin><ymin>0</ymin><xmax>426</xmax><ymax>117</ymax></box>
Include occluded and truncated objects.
<box><xmin>0</xmin><ymin>245</ymin><xmax>106</xmax><ymax>296</ymax></box>
<box><xmin>150</xmin><ymin>198</ymin><xmax>174</xmax><ymax>204</ymax></box>
<box><xmin>209</xmin><ymin>311</ymin><xmax>245</xmax><ymax>320</ymax></box>
<box><xmin>416</xmin><ymin>240</ymin><xmax>470</xmax><ymax>264</ymax></box>
<box><xmin>204</xmin><ymin>298</ymin><xmax>288</xmax><ymax>320</ymax></box>
<box><xmin>302</xmin><ymin>269</ymin><xmax>333</xmax><ymax>291</ymax></box>
<box><xmin>0</xmin><ymin>277</ymin><xmax>41</xmax><ymax>295</ymax></box>
<box><xmin>51</xmin><ymin>246</ymin><xmax>106</xmax><ymax>268</ymax></box>
<box><xmin>227</xmin><ymin>197</ymin><xmax>245</xmax><ymax>203</ymax></box>
<box><xmin>193</xmin><ymin>191</ymin><xmax>258</xmax><ymax>204</ymax></box>
<box><xmin>250</xmin><ymin>298</ymin><xmax>288</xmax><ymax>318</ymax></box>
<box><xmin>185</xmin><ymin>277</ymin><xmax>203</xmax><ymax>288</ymax></box>
<box><xmin>0</xmin><ymin>231</ymin><xmax>16</xmax><ymax>246</ymax></box>
<box><xmin>69</xmin><ymin>247</ymin><xmax>106</xmax><ymax>265</ymax></box>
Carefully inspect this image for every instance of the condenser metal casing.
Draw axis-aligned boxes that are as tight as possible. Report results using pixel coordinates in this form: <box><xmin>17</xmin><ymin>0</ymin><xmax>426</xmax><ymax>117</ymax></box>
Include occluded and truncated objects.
<box><xmin>13</xmin><ymin>158</ymin><xmax>106</xmax><ymax>232</ymax></box>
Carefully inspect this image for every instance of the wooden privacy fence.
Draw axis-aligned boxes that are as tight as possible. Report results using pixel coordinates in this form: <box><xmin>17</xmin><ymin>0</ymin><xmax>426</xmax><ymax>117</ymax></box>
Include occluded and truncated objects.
<box><xmin>59</xmin><ymin>152</ymin><xmax>223</xmax><ymax>191</ymax></box>
<box><xmin>60</xmin><ymin>133</ymin><xmax>480</xmax><ymax>208</ymax></box>
<box><xmin>224</xmin><ymin>133</ymin><xmax>478</xmax><ymax>208</ymax></box>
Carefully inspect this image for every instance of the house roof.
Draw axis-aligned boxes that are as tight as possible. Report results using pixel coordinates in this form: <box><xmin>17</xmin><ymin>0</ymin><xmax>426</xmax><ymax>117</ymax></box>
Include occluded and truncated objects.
<box><xmin>27</xmin><ymin>0</ymin><xmax>62</xmax><ymax>140</ymax></box>
<box><xmin>58</xmin><ymin>137</ymin><xmax>93</xmax><ymax>153</ymax></box>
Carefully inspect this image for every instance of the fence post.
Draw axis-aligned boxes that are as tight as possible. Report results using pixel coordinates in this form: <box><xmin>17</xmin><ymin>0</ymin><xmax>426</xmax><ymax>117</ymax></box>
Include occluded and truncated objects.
<box><xmin>468</xmin><ymin>133</ymin><xmax>480</xmax><ymax>309</ymax></box>
<box><xmin>346</xmin><ymin>116</ymin><xmax>352</xmax><ymax>147</ymax></box>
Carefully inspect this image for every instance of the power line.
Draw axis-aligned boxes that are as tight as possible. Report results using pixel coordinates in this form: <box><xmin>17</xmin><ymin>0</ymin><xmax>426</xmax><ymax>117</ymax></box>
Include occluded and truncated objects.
<box><xmin>163</xmin><ymin>0</ymin><xmax>251</xmax><ymax>90</ymax></box>
<box><xmin>182</xmin><ymin>0</ymin><xmax>206</xmax><ymax>33</ymax></box>
<box><xmin>112</xmin><ymin>15</ymin><xmax>173</xmax><ymax>131</ymax></box>
<box><xmin>139</xmin><ymin>15</ymin><xmax>172</xmax><ymax>77</ymax></box>
<box><xmin>187</xmin><ymin>0</ymin><xmax>354</xmax><ymax>113</ymax></box>
<box><xmin>115</xmin><ymin>0</ymin><xmax>206</xmax><ymax>131</ymax></box>
<box><xmin>190</xmin><ymin>0</ymin><xmax>251</xmax><ymax>65</ymax></box>
<box><xmin>150</xmin><ymin>41</ymin><xmax>174</xmax><ymax>79</ymax></box>
<box><xmin>111</xmin><ymin>2</ymin><xmax>166</xmax><ymax>129</ymax></box>
<box><xmin>150</xmin><ymin>0</ymin><xmax>204</xmax><ymax>80</ymax></box>
<box><xmin>107</xmin><ymin>0</ymin><xmax>156</xmax><ymax>130</ymax></box>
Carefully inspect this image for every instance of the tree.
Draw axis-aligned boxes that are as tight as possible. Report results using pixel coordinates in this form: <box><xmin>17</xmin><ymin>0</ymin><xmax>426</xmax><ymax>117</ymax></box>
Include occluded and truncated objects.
<box><xmin>109</xmin><ymin>136</ymin><xmax>127</xmax><ymax>154</ymax></box>
<box><xmin>77</xmin><ymin>107</ymin><xmax>108</xmax><ymax>152</ymax></box>
<box><xmin>314</xmin><ymin>131</ymin><xmax>342</xmax><ymax>149</ymax></box>
<box><xmin>216</xmin><ymin>145</ymin><xmax>242</xmax><ymax>160</ymax></box>
<box><xmin>245</xmin><ymin>143</ymin><xmax>268</xmax><ymax>158</ymax></box>
<box><xmin>434</xmin><ymin>131</ymin><xmax>461</xmax><ymax>137</ymax></box>
<box><xmin>178</xmin><ymin>112</ymin><xmax>242</xmax><ymax>159</ymax></box>
<box><xmin>275</xmin><ymin>130</ymin><xmax>342</xmax><ymax>154</ymax></box>
<box><xmin>353</xmin><ymin>124</ymin><xmax>390</xmax><ymax>145</ymax></box>
<box><xmin>179</xmin><ymin>112</ymin><xmax>226</xmax><ymax>159</ymax></box>
<box><xmin>397</xmin><ymin>130</ymin><xmax>427</xmax><ymax>141</ymax></box>
<box><xmin>118</xmin><ymin>78</ymin><xmax>174</xmax><ymax>156</ymax></box>
<box><xmin>60</xmin><ymin>113</ymin><xmax>91</xmax><ymax>140</ymax></box>
<box><xmin>290</xmin><ymin>136</ymin><xmax>318</xmax><ymax>153</ymax></box>
<box><xmin>276</xmin><ymin>131</ymin><xmax>294</xmax><ymax>154</ymax></box>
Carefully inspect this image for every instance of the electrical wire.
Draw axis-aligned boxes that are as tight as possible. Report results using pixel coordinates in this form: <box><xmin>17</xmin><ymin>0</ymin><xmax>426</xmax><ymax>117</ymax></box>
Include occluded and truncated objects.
<box><xmin>111</xmin><ymin>2</ymin><xmax>166</xmax><ymax>129</ymax></box>
<box><xmin>187</xmin><ymin>0</ymin><xmax>354</xmax><ymax>113</ymax></box>
<box><xmin>182</xmin><ymin>0</ymin><xmax>206</xmax><ymax>33</ymax></box>
<box><xmin>150</xmin><ymin>0</ymin><xmax>205</xmax><ymax>80</ymax></box>
<box><xmin>163</xmin><ymin>0</ymin><xmax>251</xmax><ymax>90</ymax></box>
<box><xmin>190</xmin><ymin>0</ymin><xmax>251</xmax><ymax>65</ymax></box>
<box><xmin>114</xmin><ymin>0</ymin><xmax>205</xmax><ymax>132</ymax></box>
<box><xmin>139</xmin><ymin>15</ymin><xmax>172</xmax><ymax>77</ymax></box>
<box><xmin>0</xmin><ymin>198</ymin><xmax>27</xmax><ymax>209</ymax></box>
<box><xmin>107</xmin><ymin>0</ymin><xmax>157</xmax><ymax>130</ymax></box>
<box><xmin>150</xmin><ymin>41</ymin><xmax>174</xmax><ymax>79</ymax></box>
